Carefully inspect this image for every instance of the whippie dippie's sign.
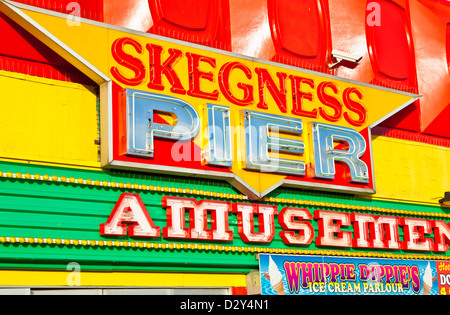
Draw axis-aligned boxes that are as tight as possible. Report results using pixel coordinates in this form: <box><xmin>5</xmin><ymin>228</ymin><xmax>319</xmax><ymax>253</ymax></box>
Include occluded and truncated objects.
<box><xmin>100</xmin><ymin>194</ymin><xmax>450</xmax><ymax>254</ymax></box>
<box><xmin>259</xmin><ymin>254</ymin><xmax>450</xmax><ymax>295</ymax></box>
<box><xmin>23</xmin><ymin>10</ymin><xmax>419</xmax><ymax>199</ymax></box>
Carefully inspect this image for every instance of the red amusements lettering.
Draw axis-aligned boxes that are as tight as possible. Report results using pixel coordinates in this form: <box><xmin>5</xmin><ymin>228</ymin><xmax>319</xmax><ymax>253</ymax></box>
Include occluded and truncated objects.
<box><xmin>100</xmin><ymin>195</ymin><xmax>450</xmax><ymax>253</ymax></box>
<box><xmin>278</xmin><ymin>207</ymin><xmax>314</xmax><ymax>245</ymax></box>
<box><xmin>401</xmin><ymin>217</ymin><xmax>434</xmax><ymax>251</ymax></box>
<box><xmin>99</xmin><ymin>193</ymin><xmax>161</xmax><ymax>238</ymax></box>
<box><xmin>232</xmin><ymin>202</ymin><xmax>278</xmax><ymax>243</ymax></box>
<box><xmin>314</xmin><ymin>210</ymin><xmax>353</xmax><ymax>248</ymax></box>
<box><xmin>351</xmin><ymin>213</ymin><xmax>403</xmax><ymax>250</ymax></box>
<box><xmin>161</xmin><ymin>196</ymin><xmax>233</xmax><ymax>241</ymax></box>
<box><xmin>432</xmin><ymin>220</ymin><xmax>450</xmax><ymax>252</ymax></box>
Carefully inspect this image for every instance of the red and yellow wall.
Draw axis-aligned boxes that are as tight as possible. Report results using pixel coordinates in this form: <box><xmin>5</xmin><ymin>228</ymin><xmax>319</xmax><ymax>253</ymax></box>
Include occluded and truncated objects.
<box><xmin>0</xmin><ymin>0</ymin><xmax>450</xmax><ymax>293</ymax></box>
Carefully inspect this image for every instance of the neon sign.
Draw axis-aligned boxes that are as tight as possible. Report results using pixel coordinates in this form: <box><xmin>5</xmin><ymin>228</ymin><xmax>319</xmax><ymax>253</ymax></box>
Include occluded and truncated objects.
<box><xmin>124</xmin><ymin>89</ymin><xmax>370</xmax><ymax>184</ymax></box>
<box><xmin>100</xmin><ymin>194</ymin><xmax>450</xmax><ymax>254</ymax></box>
<box><xmin>105</xmin><ymin>34</ymin><xmax>418</xmax><ymax>199</ymax></box>
<box><xmin>20</xmin><ymin>12</ymin><xmax>419</xmax><ymax>199</ymax></box>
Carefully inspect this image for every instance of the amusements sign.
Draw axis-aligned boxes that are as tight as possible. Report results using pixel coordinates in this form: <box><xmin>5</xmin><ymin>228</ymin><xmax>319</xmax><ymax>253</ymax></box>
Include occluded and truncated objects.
<box><xmin>259</xmin><ymin>254</ymin><xmax>450</xmax><ymax>295</ymax></box>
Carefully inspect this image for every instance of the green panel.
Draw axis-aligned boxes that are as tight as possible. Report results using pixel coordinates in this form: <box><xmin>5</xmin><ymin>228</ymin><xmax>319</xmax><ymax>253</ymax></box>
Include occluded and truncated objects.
<box><xmin>0</xmin><ymin>161</ymin><xmax>448</xmax><ymax>273</ymax></box>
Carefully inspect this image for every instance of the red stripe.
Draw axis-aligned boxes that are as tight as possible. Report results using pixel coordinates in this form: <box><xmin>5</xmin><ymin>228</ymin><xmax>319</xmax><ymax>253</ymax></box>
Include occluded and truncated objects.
<box><xmin>231</xmin><ymin>287</ymin><xmax>247</xmax><ymax>295</ymax></box>
<box><xmin>0</xmin><ymin>12</ymin><xmax>96</xmax><ymax>85</ymax></box>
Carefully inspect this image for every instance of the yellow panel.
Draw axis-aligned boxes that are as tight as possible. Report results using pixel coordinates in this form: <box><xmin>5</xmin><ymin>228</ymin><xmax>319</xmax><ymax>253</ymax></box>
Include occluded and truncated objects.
<box><xmin>0</xmin><ymin>270</ymin><xmax>246</xmax><ymax>288</ymax></box>
<box><xmin>0</xmin><ymin>71</ymin><xmax>101</xmax><ymax>168</ymax></box>
<box><xmin>370</xmin><ymin>135</ymin><xmax>450</xmax><ymax>205</ymax></box>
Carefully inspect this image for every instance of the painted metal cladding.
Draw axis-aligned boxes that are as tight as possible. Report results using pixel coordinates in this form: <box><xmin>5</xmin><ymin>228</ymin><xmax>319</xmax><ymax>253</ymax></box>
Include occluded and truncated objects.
<box><xmin>0</xmin><ymin>162</ymin><xmax>252</xmax><ymax>273</ymax></box>
<box><xmin>0</xmin><ymin>160</ymin><xmax>449</xmax><ymax>274</ymax></box>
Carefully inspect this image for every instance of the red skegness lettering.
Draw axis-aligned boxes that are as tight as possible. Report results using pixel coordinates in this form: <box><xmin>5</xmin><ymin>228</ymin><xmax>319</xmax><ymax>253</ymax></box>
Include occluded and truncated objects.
<box><xmin>110</xmin><ymin>38</ymin><xmax>370</xmax><ymax>125</ymax></box>
<box><xmin>186</xmin><ymin>52</ymin><xmax>219</xmax><ymax>100</ymax></box>
<box><xmin>111</xmin><ymin>37</ymin><xmax>146</xmax><ymax>86</ymax></box>
<box><xmin>318</xmin><ymin>81</ymin><xmax>342</xmax><ymax>122</ymax></box>
<box><xmin>219</xmin><ymin>61</ymin><xmax>254</xmax><ymax>106</ymax></box>
<box><xmin>147</xmin><ymin>44</ymin><xmax>187</xmax><ymax>95</ymax></box>
<box><xmin>255</xmin><ymin>68</ymin><xmax>288</xmax><ymax>113</ymax></box>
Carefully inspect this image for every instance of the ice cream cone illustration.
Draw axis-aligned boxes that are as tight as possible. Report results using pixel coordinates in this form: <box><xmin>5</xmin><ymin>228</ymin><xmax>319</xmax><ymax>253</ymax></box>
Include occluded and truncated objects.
<box><xmin>272</xmin><ymin>279</ymin><xmax>285</xmax><ymax>295</ymax></box>
<box><xmin>264</xmin><ymin>256</ymin><xmax>285</xmax><ymax>295</ymax></box>
<box><xmin>423</xmin><ymin>262</ymin><xmax>436</xmax><ymax>295</ymax></box>
<box><xmin>423</xmin><ymin>283</ymin><xmax>432</xmax><ymax>296</ymax></box>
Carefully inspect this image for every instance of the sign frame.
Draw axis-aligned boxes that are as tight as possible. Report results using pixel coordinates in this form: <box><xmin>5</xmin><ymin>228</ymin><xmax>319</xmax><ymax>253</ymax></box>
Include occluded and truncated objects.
<box><xmin>101</xmin><ymin>34</ymin><xmax>418</xmax><ymax>199</ymax></box>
